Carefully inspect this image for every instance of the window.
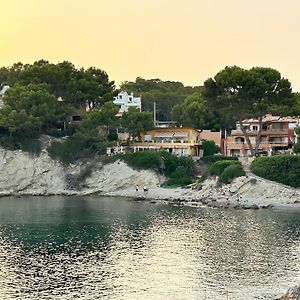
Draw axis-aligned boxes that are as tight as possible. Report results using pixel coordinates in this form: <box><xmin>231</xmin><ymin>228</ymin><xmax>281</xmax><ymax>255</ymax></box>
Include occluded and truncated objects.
<box><xmin>119</xmin><ymin>95</ymin><xmax>122</xmax><ymax>99</ymax></box>
<box><xmin>128</xmin><ymin>97</ymin><xmax>132</xmax><ymax>102</ymax></box>
<box><xmin>252</xmin><ymin>125</ymin><xmax>258</xmax><ymax>131</ymax></box>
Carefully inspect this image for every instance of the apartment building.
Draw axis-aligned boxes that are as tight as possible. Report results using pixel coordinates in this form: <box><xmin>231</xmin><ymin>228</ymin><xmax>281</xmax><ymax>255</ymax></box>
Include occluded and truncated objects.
<box><xmin>132</xmin><ymin>127</ymin><xmax>202</xmax><ymax>157</ymax></box>
<box><xmin>225</xmin><ymin>114</ymin><xmax>299</xmax><ymax>156</ymax></box>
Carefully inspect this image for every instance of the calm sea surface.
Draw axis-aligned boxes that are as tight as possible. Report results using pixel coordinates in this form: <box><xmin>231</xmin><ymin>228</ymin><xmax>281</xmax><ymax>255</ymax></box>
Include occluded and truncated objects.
<box><xmin>0</xmin><ymin>196</ymin><xmax>299</xmax><ymax>300</ymax></box>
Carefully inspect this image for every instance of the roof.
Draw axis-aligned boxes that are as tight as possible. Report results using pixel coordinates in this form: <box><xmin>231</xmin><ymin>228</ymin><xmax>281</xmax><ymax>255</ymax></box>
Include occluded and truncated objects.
<box><xmin>242</xmin><ymin>114</ymin><xmax>300</xmax><ymax>124</ymax></box>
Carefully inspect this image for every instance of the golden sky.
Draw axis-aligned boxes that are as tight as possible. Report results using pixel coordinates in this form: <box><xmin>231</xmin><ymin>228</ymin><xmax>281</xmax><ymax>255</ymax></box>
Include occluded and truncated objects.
<box><xmin>0</xmin><ymin>0</ymin><xmax>300</xmax><ymax>90</ymax></box>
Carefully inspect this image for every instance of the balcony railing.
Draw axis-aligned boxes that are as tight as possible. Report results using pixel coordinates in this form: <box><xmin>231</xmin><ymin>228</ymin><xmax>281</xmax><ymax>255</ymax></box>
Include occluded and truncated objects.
<box><xmin>142</xmin><ymin>139</ymin><xmax>200</xmax><ymax>144</ymax></box>
<box><xmin>226</xmin><ymin>141</ymin><xmax>289</xmax><ymax>149</ymax></box>
<box><xmin>231</xmin><ymin>129</ymin><xmax>288</xmax><ymax>135</ymax></box>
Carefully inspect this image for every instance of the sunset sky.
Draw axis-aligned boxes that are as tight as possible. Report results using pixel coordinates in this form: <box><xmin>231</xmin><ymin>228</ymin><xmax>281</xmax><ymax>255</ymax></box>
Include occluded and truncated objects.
<box><xmin>1</xmin><ymin>0</ymin><xmax>300</xmax><ymax>90</ymax></box>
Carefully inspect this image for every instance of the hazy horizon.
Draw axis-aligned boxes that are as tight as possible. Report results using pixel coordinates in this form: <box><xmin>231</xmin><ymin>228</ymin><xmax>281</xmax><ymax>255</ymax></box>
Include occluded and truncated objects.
<box><xmin>1</xmin><ymin>0</ymin><xmax>300</xmax><ymax>90</ymax></box>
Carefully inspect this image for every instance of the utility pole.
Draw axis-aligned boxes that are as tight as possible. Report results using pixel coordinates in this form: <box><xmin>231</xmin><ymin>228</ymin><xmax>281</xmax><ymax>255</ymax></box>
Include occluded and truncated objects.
<box><xmin>153</xmin><ymin>102</ymin><xmax>157</xmax><ymax>127</ymax></box>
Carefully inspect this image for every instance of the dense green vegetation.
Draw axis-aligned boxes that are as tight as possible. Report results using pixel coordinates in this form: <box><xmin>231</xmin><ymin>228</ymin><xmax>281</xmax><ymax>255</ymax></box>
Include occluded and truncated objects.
<box><xmin>121</xmin><ymin>108</ymin><xmax>153</xmax><ymax>140</ymax></box>
<box><xmin>122</xmin><ymin>151</ymin><xmax>195</xmax><ymax>187</ymax></box>
<box><xmin>200</xmin><ymin>159</ymin><xmax>245</xmax><ymax>184</ymax></box>
<box><xmin>251</xmin><ymin>156</ymin><xmax>300</xmax><ymax>188</ymax></box>
<box><xmin>203</xmin><ymin>66</ymin><xmax>297</xmax><ymax>156</ymax></box>
<box><xmin>1</xmin><ymin>60</ymin><xmax>300</xmax><ymax>192</ymax></box>
<box><xmin>121</xmin><ymin>77</ymin><xmax>201</xmax><ymax>122</ymax></box>
<box><xmin>0</xmin><ymin>61</ymin><xmax>156</xmax><ymax>161</ymax></box>
<box><xmin>218</xmin><ymin>164</ymin><xmax>245</xmax><ymax>184</ymax></box>
<box><xmin>0</xmin><ymin>61</ymin><xmax>116</xmax><ymax>154</ymax></box>
<box><xmin>171</xmin><ymin>92</ymin><xmax>235</xmax><ymax>131</ymax></box>
<box><xmin>202</xmin><ymin>140</ymin><xmax>219</xmax><ymax>156</ymax></box>
<box><xmin>47</xmin><ymin>136</ymin><xmax>115</xmax><ymax>164</ymax></box>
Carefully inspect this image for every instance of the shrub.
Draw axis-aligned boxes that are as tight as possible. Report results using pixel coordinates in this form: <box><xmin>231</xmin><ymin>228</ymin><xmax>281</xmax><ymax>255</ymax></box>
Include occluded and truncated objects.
<box><xmin>0</xmin><ymin>135</ymin><xmax>41</xmax><ymax>156</ymax></box>
<box><xmin>219</xmin><ymin>164</ymin><xmax>245</xmax><ymax>184</ymax></box>
<box><xmin>123</xmin><ymin>151</ymin><xmax>161</xmax><ymax>171</ymax></box>
<box><xmin>47</xmin><ymin>136</ymin><xmax>113</xmax><ymax>164</ymax></box>
<box><xmin>47</xmin><ymin>126</ymin><xmax>76</xmax><ymax>138</ymax></box>
<box><xmin>162</xmin><ymin>166</ymin><xmax>193</xmax><ymax>187</ymax></box>
<box><xmin>251</xmin><ymin>155</ymin><xmax>300</xmax><ymax>188</ymax></box>
<box><xmin>122</xmin><ymin>151</ymin><xmax>196</xmax><ymax>187</ymax></box>
<box><xmin>199</xmin><ymin>159</ymin><xmax>244</xmax><ymax>184</ymax></box>
<box><xmin>207</xmin><ymin>160</ymin><xmax>239</xmax><ymax>177</ymax></box>
<box><xmin>107</xmin><ymin>131</ymin><xmax>118</xmax><ymax>141</ymax></box>
<box><xmin>202</xmin><ymin>139</ymin><xmax>219</xmax><ymax>156</ymax></box>
<box><xmin>20</xmin><ymin>138</ymin><xmax>41</xmax><ymax>156</ymax></box>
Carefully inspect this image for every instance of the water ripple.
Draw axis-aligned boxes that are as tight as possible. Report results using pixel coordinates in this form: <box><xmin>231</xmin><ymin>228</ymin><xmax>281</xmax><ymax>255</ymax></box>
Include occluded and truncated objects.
<box><xmin>0</xmin><ymin>196</ymin><xmax>299</xmax><ymax>299</ymax></box>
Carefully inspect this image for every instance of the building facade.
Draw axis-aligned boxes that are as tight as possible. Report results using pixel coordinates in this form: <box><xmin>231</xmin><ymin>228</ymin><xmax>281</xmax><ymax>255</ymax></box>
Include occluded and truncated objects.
<box><xmin>132</xmin><ymin>127</ymin><xmax>202</xmax><ymax>157</ymax></box>
<box><xmin>113</xmin><ymin>91</ymin><xmax>141</xmax><ymax>115</ymax></box>
<box><xmin>225</xmin><ymin>115</ymin><xmax>299</xmax><ymax>156</ymax></box>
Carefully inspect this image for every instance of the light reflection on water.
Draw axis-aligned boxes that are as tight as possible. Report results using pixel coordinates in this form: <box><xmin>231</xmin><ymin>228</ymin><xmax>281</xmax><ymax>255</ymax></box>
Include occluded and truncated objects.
<box><xmin>0</xmin><ymin>196</ymin><xmax>300</xmax><ymax>299</ymax></box>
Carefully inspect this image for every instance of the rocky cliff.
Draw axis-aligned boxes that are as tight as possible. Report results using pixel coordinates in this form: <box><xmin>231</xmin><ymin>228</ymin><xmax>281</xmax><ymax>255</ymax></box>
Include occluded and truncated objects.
<box><xmin>0</xmin><ymin>148</ymin><xmax>160</xmax><ymax>197</ymax></box>
<box><xmin>0</xmin><ymin>148</ymin><xmax>299</xmax><ymax>209</ymax></box>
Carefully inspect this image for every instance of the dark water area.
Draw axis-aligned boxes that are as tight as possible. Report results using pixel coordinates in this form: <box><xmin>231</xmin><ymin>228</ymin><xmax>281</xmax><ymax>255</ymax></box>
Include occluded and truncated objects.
<box><xmin>0</xmin><ymin>196</ymin><xmax>299</xmax><ymax>299</ymax></box>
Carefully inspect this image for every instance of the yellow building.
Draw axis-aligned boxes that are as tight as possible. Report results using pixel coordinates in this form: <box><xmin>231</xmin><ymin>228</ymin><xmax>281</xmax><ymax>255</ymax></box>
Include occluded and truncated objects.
<box><xmin>132</xmin><ymin>127</ymin><xmax>202</xmax><ymax>157</ymax></box>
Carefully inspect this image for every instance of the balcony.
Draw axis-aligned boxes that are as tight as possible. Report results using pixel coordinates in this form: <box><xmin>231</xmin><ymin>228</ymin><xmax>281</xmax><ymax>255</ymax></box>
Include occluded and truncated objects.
<box><xmin>231</xmin><ymin>129</ymin><xmax>288</xmax><ymax>136</ymax></box>
<box><xmin>132</xmin><ymin>140</ymin><xmax>201</xmax><ymax>149</ymax></box>
<box><xmin>226</xmin><ymin>141</ymin><xmax>289</xmax><ymax>150</ymax></box>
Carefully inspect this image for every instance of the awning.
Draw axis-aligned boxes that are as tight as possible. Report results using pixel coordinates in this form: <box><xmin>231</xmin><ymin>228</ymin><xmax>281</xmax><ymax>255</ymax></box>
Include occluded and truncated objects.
<box><xmin>154</xmin><ymin>132</ymin><xmax>188</xmax><ymax>138</ymax></box>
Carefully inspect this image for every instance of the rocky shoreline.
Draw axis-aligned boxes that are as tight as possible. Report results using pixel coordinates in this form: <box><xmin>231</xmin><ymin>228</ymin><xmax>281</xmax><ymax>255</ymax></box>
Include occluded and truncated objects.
<box><xmin>0</xmin><ymin>148</ymin><xmax>300</xmax><ymax>209</ymax></box>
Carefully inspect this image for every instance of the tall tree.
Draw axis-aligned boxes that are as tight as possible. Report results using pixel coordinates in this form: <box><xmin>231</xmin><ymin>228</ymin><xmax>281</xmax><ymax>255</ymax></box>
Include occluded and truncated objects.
<box><xmin>203</xmin><ymin>66</ymin><xmax>294</xmax><ymax>156</ymax></box>
<box><xmin>121</xmin><ymin>77</ymin><xmax>201</xmax><ymax>121</ymax></box>
<box><xmin>171</xmin><ymin>92</ymin><xmax>235</xmax><ymax>130</ymax></box>
<box><xmin>76</xmin><ymin>102</ymin><xmax>119</xmax><ymax>137</ymax></box>
<box><xmin>0</xmin><ymin>84</ymin><xmax>67</xmax><ymax>136</ymax></box>
<box><xmin>1</xmin><ymin>60</ymin><xmax>116</xmax><ymax>110</ymax></box>
<box><xmin>121</xmin><ymin>108</ymin><xmax>153</xmax><ymax>140</ymax></box>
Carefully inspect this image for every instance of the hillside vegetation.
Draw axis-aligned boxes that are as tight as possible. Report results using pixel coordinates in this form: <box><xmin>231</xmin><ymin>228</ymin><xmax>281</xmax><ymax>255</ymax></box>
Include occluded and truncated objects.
<box><xmin>251</xmin><ymin>155</ymin><xmax>300</xmax><ymax>188</ymax></box>
<box><xmin>122</xmin><ymin>151</ymin><xmax>195</xmax><ymax>187</ymax></box>
<box><xmin>200</xmin><ymin>158</ymin><xmax>245</xmax><ymax>184</ymax></box>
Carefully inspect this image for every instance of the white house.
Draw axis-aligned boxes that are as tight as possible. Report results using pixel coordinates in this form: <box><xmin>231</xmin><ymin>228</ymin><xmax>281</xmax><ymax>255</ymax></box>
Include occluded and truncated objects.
<box><xmin>113</xmin><ymin>91</ymin><xmax>141</xmax><ymax>115</ymax></box>
<box><xmin>0</xmin><ymin>85</ymin><xmax>9</xmax><ymax>108</ymax></box>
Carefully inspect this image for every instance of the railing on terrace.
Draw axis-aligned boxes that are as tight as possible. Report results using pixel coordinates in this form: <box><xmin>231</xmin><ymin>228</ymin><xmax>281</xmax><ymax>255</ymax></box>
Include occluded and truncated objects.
<box><xmin>226</xmin><ymin>142</ymin><xmax>289</xmax><ymax>149</ymax></box>
<box><xmin>231</xmin><ymin>129</ymin><xmax>288</xmax><ymax>135</ymax></box>
<box><xmin>140</xmin><ymin>140</ymin><xmax>200</xmax><ymax>144</ymax></box>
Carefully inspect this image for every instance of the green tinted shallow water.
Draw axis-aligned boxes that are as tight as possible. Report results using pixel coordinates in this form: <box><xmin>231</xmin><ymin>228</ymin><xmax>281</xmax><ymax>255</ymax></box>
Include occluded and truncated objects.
<box><xmin>0</xmin><ymin>196</ymin><xmax>299</xmax><ymax>300</ymax></box>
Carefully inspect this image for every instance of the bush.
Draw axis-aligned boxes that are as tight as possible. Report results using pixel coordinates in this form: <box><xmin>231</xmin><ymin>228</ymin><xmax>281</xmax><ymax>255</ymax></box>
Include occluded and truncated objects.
<box><xmin>47</xmin><ymin>126</ymin><xmax>76</xmax><ymax>138</ymax></box>
<box><xmin>199</xmin><ymin>159</ymin><xmax>244</xmax><ymax>184</ymax></box>
<box><xmin>163</xmin><ymin>166</ymin><xmax>193</xmax><ymax>187</ymax></box>
<box><xmin>107</xmin><ymin>131</ymin><xmax>118</xmax><ymax>141</ymax></box>
<box><xmin>219</xmin><ymin>164</ymin><xmax>245</xmax><ymax>184</ymax></box>
<box><xmin>201</xmin><ymin>155</ymin><xmax>238</xmax><ymax>163</ymax></box>
<box><xmin>251</xmin><ymin>155</ymin><xmax>300</xmax><ymax>188</ymax></box>
<box><xmin>0</xmin><ymin>135</ymin><xmax>41</xmax><ymax>156</ymax></box>
<box><xmin>47</xmin><ymin>136</ymin><xmax>113</xmax><ymax>164</ymax></box>
<box><xmin>20</xmin><ymin>139</ymin><xmax>41</xmax><ymax>156</ymax></box>
<box><xmin>122</xmin><ymin>151</ymin><xmax>196</xmax><ymax>187</ymax></box>
<box><xmin>207</xmin><ymin>160</ymin><xmax>239</xmax><ymax>177</ymax></box>
<box><xmin>123</xmin><ymin>151</ymin><xmax>161</xmax><ymax>171</ymax></box>
<box><xmin>202</xmin><ymin>139</ymin><xmax>219</xmax><ymax>156</ymax></box>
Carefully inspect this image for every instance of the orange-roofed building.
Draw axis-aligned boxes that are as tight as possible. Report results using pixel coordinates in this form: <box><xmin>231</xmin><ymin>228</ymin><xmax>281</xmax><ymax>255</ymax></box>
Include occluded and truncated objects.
<box><xmin>225</xmin><ymin>114</ymin><xmax>300</xmax><ymax>156</ymax></box>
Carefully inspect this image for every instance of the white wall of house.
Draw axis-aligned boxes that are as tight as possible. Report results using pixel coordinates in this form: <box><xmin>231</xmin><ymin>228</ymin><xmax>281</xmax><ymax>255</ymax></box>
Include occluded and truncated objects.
<box><xmin>113</xmin><ymin>91</ymin><xmax>141</xmax><ymax>113</ymax></box>
<box><xmin>0</xmin><ymin>85</ymin><xmax>9</xmax><ymax>108</ymax></box>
